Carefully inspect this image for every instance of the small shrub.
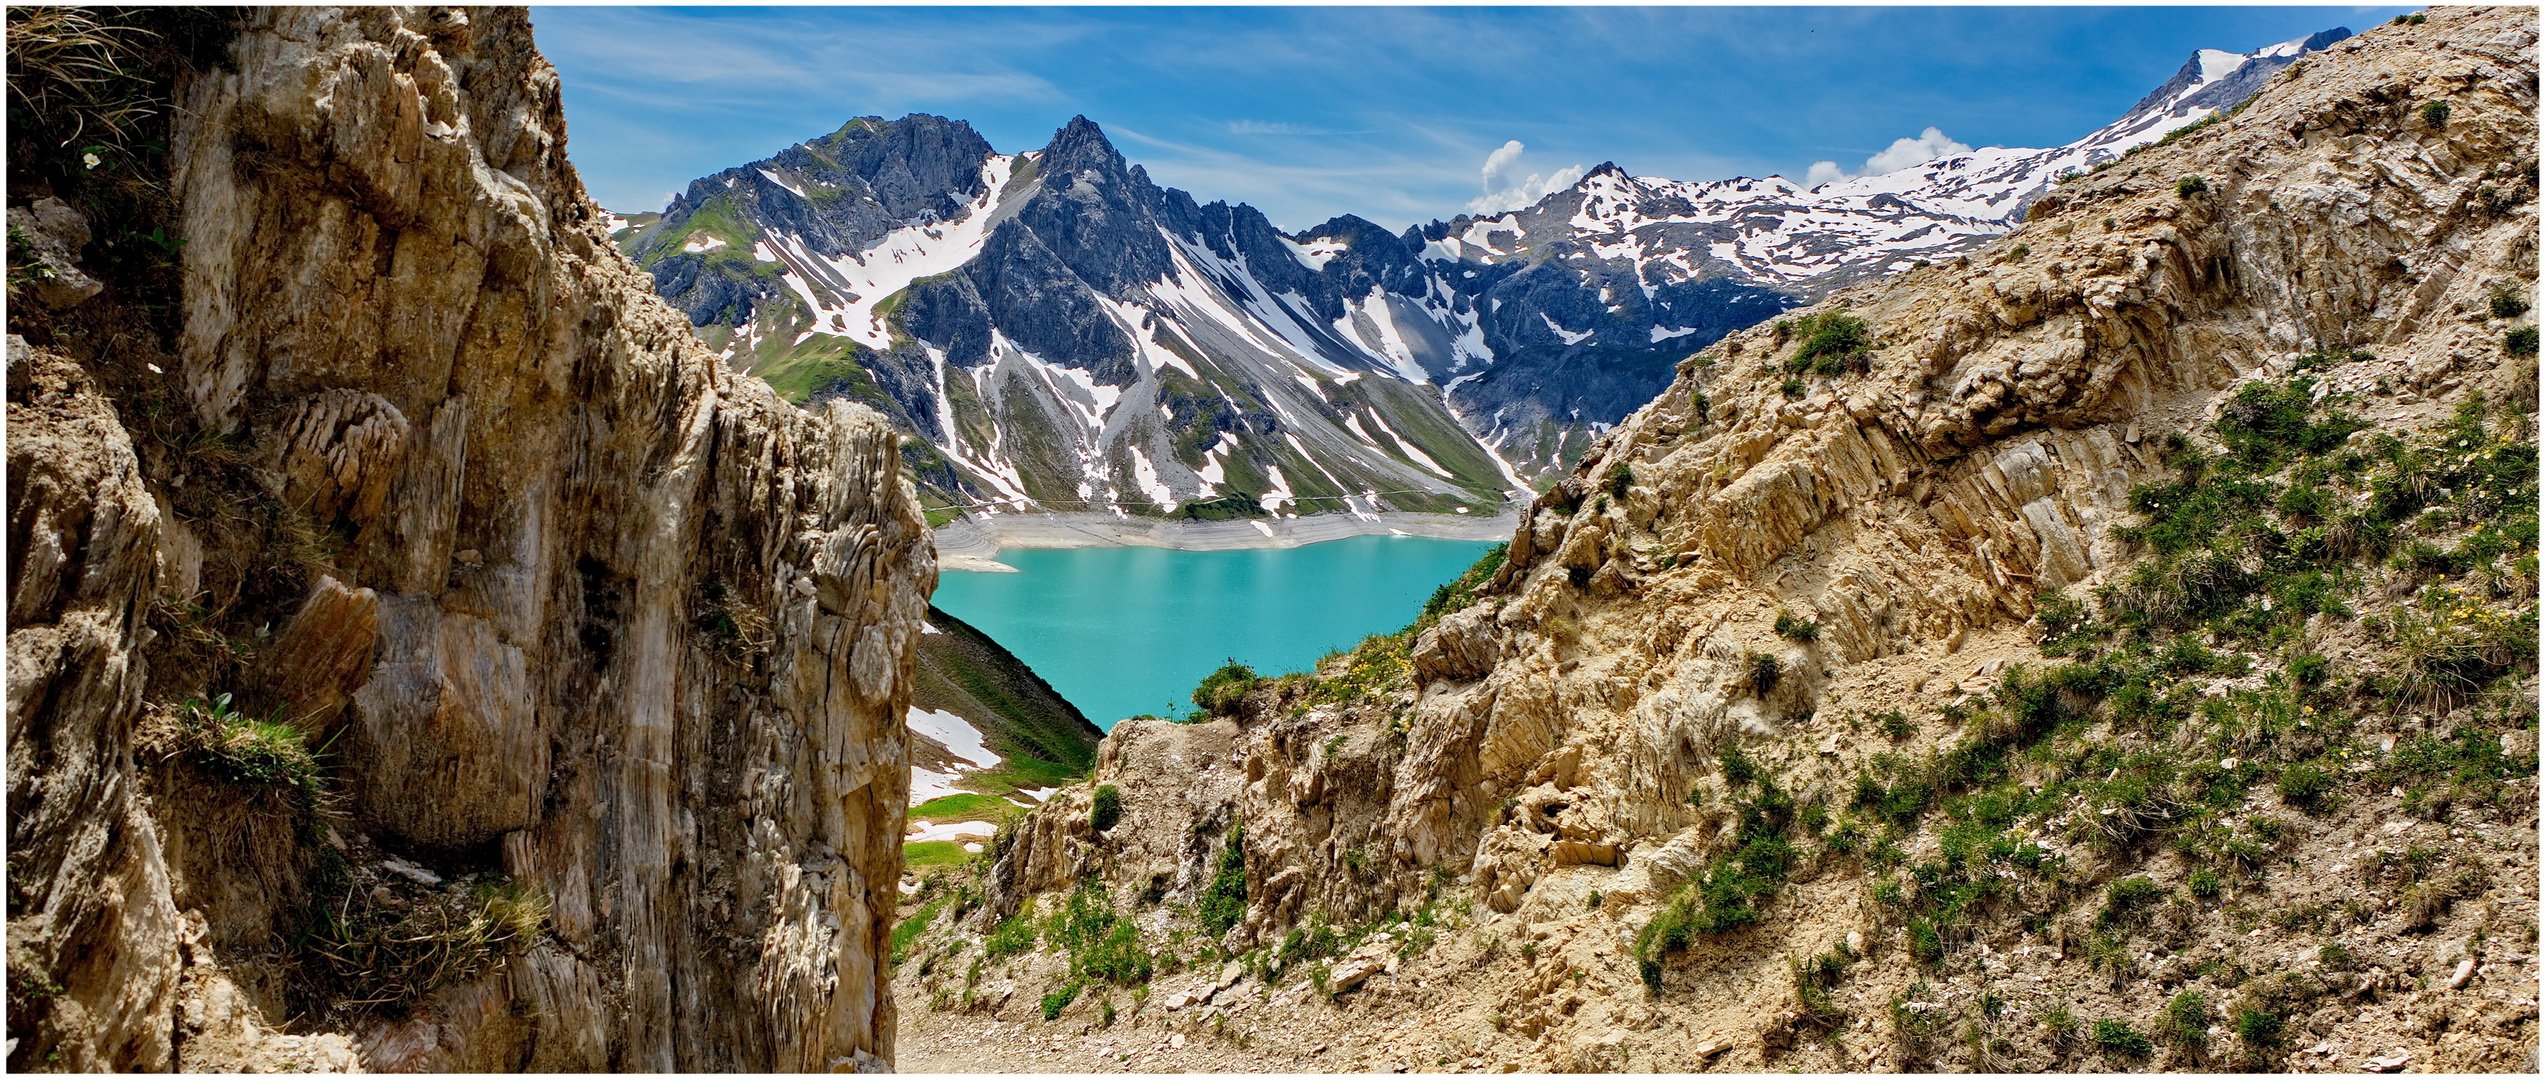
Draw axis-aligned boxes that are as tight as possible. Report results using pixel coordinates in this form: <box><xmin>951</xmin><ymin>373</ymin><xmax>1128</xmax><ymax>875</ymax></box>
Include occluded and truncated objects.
<box><xmin>1192</xmin><ymin>663</ymin><xmax>1261</xmax><ymax>716</ymax></box>
<box><xmin>1773</xmin><ymin>608</ymin><xmax>1820</xmax><ymax>643</ymax></box>
<box><xmin>1040</xmin><ymin>980</ymin><xmax>1081</xmax><ymax>1020</ymax></box>
<box><xmin>2035</xmin><ymin>588</ymin><xmax>2090</xmax><ymax>642</ymax></box>
<box><xmin>1197</xmin><ymin>821</ymin><xmax>1248</xmax><ymax>936</ymax></box>
<box><xmin>1746</xmin><ymin>651</ymin><xmax>1782</xmax><ymax>697</ymax></box>
<box><xmin>2506</xmin><ymin>326</ymin><xmax>2538</xmax><ymax>359</ymax></box>
<box><xmin>1089</xmin><ymin>785</ymin><xmax>1123</xmax><ymax>833</ymax></box>
<box><xmin>2188</xmin><ymin>868</ymin><xmax>2223</xmax><ymax>899</ymax></box>
<box><xmin>1876</xmin><ymin>710</ymin><xmax>1913</xmax><ymax>740</ymax></box>
<box><xmin>2093</xmin><ymin>1018</ymin><xmax>2154</xmax><ymax>1058</ymax></box>
<box><xmin>2157</xmin><ymin>991</ymin><xmax>2210</xmax><ymax>1048</ymax></box>
<box><xmin>2005</xmin><ymin>243</ymin><xmax>2030</xmax><ymax>262</ymax></box>
<box><xmin>1792</xmin><ymin>951</ymin><xmax>1849</xmax><ymax>1030</ymax></box>
<box><xmin>2234</xmin><ymin>1007</ymin><xmax>2283</xmax><ymax>1046</ymax></box>
<box><xmin>2099</xmin><ymin>876</ymin><xmax>2165</xmax><ymax>928</ymax></box>
<box><xmin>2046</xmin><ymin>1004</ymin><xmax>2080</xmax><ymax>1046</ymax></box>
<box><xmin>2176</xmin><ymin>175</ymin><xmax>2208</xmax><ymax>198</ymax></box>
<box><xmin>1604</xmin><ymin>461</ymin><xmax>1635</xmax><ymax>499</ymax></box>
<box><xmin>1779</xmin><ymin>376</ymin><xmax>1806</xmax><ymax>398</ymax></box>
<box><xmin>2488</xmin><ymin>286</ymin><xmax>2530</xmax><ymax>320</ymax></box>
<box><xmin>2421</xmin><ymin>101</ymin><xmax>2451</xmax><ymax>129</ymax></box>
<box><xmin>985</xmin><ymin>913</ymin><xmax>1038</xmax><ymax>960</ymax></box>
<box><xmin>1718</xmin><ymin>742</ymin><xmax>1761</xmax><ymax>787</ymax></box>
<box><xmin>1793</xmin><ymin>312</ymin><xmax>1873</xmax><ymax>374</ymax></box>
<box><xmin>2276</xmin><ymin>763</ymin><xmax>2334</xmax><ymax>810</ymax></box>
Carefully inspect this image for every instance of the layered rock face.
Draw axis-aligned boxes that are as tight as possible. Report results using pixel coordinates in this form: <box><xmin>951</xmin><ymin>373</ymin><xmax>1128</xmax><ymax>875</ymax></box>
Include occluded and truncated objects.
<box><xmin>937</xmin><ymin>9</ymin><xmax>2536</xmax><ymax>1071</ymax></box>
<box><xmin>10</xmin><ymin>6</ymin><xmax>928</xmax><ymax>1071</ymax></box>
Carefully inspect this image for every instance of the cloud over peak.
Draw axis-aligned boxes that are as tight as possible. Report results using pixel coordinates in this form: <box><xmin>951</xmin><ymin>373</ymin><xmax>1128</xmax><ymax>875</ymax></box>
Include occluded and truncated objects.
<box><xmin>1806</xmin><ymin>125</ymin><xmax>1973</xmax><ymax>189</ymax></box>
<box><xmin>1467</xmin><ymin>140</ymin><xmax>1586</xmax><ymax>215</ymax></box>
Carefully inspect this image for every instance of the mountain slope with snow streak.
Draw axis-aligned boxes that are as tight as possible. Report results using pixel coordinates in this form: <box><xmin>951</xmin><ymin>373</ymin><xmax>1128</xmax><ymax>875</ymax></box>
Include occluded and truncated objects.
<box><xmin>621</xmin><ymin>28</ymin><xmax>2349</xmax><ymax>502</ymax></box>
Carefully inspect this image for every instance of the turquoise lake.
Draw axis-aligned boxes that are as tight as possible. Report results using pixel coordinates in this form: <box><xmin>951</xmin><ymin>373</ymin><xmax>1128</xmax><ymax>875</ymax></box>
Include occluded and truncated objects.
<box><xmin>932</xmin><ymin>536</ymin><xmax>1499</xmax><ymax>729</ymax></box>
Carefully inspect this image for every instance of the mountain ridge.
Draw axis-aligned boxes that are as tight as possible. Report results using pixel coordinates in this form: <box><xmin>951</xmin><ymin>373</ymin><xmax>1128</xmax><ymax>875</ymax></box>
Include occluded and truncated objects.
<box><xmin>620</xmin><ymin>26</ymin><xmax>2354</xmax><ymax>512</ymax></box>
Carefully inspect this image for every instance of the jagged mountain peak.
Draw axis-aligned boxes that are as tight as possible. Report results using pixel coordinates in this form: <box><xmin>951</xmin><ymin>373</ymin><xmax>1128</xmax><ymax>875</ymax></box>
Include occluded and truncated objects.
<box><xmin>1040</xmin><ymin>113</ymin><xmax>1128</xmax><ymax>177</ymax></box>
<box><xmin>623</xmin><ymin>20</ymin><xmax>2360</xmax><ymax>516</ymax></box>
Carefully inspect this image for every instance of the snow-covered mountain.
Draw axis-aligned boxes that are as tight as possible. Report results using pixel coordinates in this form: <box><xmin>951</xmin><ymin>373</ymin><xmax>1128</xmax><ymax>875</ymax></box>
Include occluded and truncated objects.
<box><xmin>619</xmin><ymin>27</ymin><xmax>2347</xmax><ymax>514</ymax></box>
<box><xmin>628</xmin><ymin>115</ymin><xmax>1525</xmax><ymax>522</ymax></box>
<box><xmin>1402</xmin><ymin>27</ymin><xmax>2350</xmax><ymax>469</ymax></box>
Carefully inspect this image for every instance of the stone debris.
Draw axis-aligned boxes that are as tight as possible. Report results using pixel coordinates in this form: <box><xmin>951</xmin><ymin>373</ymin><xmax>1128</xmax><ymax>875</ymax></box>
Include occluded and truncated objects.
<box><xmin>378</xmin><ymin>858</ymin><xmax>442</xmax><ymax>887</ymax></box>
<box><xmin>2449</xmin><ymin>958</ymin><xmax>2478</xmax><ymax>989</ymax></box>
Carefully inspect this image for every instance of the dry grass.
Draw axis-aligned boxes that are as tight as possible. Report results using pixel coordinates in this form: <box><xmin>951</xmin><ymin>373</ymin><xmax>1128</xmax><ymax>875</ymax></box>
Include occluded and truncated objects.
<box><xmin>5</xmin><ymin>7</ymin><xmax>163</xmax><ymax>154</ymax></box>
<box><xmin>303</xmin><ymin>876</ymin><xmax>551</xmax><ymax>1015</ymax></box>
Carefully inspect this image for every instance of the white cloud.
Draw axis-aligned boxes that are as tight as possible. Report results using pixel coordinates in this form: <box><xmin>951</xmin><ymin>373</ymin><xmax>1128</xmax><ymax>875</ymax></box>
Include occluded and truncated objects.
<box><xmin>1466</xmin><ymin>140</ymin><xmax>1586</xmax><ymax>215</ymax></box>
<box><xmin>1866</xmin><ymin>126</ymin><xmax>1972</xmax><ymax>174</ymax></box>
<box><xmin>1804</xmin><ymin>125</ymin><xmax>1973</xmax><ymax>189</ymax></box>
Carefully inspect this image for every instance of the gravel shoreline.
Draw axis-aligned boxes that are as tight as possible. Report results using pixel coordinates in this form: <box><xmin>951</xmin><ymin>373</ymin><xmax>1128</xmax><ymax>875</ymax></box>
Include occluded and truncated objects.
<box><xmin>933</xmin><ymin>509</ymin><xmax>1524</xmax><ymax>572</ymax></box>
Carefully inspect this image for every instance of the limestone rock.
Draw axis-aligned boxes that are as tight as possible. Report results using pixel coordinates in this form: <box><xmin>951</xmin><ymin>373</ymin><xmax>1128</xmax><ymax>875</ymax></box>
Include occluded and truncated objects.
<box><xmin>6</xmin><ymin>342</ymin><xmax>179</xmax><ymax>1071</ymax></box>
<box><xmin>10</xmin><ymin>7</ymin><xmax>929</xmax><ymax>1072</ymax></box>
<box><xmin>6</xmin><ymin>197</ymin><xmax>102</xmax><ymax>308</ymax></box>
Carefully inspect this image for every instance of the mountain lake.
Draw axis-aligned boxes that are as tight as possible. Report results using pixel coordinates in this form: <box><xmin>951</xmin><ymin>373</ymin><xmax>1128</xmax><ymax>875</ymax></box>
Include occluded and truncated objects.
<box><xmin>931</xmin><ymin>535</ymin><xmax>1501</xmax><ymax>729</ymax></box>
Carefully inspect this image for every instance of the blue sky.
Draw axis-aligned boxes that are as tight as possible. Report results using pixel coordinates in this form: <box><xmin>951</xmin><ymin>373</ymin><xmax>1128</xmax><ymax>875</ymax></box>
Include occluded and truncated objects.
<box><xmin>537</xmin><ymin>5</ymin><xmax>2408</xmax><ymax>232</ymax></box>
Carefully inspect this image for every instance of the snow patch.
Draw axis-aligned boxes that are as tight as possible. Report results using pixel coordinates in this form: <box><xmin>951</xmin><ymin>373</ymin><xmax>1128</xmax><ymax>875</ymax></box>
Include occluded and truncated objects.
<box><xmin>1539</xmin><ymin>312</ymin><xmax>1592</xmax><ymax>346</ymax></box>
<box><xmin>905</xmin><ymin>820</ymin><xmax>998</xmax><ymax>843</ymax></box>
<box><xmin>909</xmin><ymin>708</ymin><xmax>998</xmax><ymax>770</ymax></box>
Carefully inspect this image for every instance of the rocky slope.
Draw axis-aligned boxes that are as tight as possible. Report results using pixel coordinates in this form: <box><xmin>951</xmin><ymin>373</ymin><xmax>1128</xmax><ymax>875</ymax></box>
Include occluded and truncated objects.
<box><xmin>8</xmin><ymin>7</ymin><xmax>927</xmax><ymax>1071</ymax></box>
<box><xmin>890</xmin><ymin>8</ymin><xmax>2539</xmax><ymax>1073</ymax></box>
<box><xmin>624</xmin><ymin>27</ymin><xmax>2347</xmax><ymax>509</ymax></box>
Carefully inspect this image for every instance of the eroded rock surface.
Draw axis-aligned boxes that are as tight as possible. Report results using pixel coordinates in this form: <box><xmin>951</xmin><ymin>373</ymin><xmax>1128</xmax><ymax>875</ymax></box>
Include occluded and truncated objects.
<box><xmin>9</xmin><ymin>7</ymin><xmax>929</xmax><ymax>1071</ymax></box>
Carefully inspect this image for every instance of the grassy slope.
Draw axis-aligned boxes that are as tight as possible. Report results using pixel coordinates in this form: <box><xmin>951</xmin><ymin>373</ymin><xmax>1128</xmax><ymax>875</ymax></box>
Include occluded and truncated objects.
<box><xmin>913</xmin><ymin>605</ymin><xmax>1104</xmax><ymax>796</ymax></box>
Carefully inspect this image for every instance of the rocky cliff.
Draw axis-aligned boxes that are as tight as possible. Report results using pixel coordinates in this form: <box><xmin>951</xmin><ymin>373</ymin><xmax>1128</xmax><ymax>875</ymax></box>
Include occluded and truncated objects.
<box><xmin>8</xmin><ymin>7</ymin><xmax>928</xmax><ymax>1071</ymax></box>
<box><xmin>894</xmin><ymin>9</ymin><xmax>2539</xmax><ymax>1072</ymax></box>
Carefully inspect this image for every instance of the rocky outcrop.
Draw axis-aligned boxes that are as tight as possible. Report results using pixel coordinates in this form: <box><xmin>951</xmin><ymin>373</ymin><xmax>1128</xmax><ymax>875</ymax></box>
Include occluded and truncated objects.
<box><xmin>9</xmin><ymin>6</ymin><xmax>929</xmax><ymax>1071</ymax></box>
<box><xmin>7</xmin><ymin>340</ymin><xmax>184</xmax><ymax>1072</ymax></box>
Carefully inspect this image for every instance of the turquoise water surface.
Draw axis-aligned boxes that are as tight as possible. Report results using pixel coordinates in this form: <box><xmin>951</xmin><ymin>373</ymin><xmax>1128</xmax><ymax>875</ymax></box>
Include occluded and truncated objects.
<box><xmin>932</xmin><ymin>536</ymin><xmax>1498</xmax><ymax>729</ymax></box>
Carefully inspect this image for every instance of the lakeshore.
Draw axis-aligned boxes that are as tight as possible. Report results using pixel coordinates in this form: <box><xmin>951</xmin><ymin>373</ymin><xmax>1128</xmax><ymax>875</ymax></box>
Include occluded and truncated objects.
<box><xmin>931</xmin><ymin>507</ymin><xmax>1523</xmax><ymax>572</ymax></box>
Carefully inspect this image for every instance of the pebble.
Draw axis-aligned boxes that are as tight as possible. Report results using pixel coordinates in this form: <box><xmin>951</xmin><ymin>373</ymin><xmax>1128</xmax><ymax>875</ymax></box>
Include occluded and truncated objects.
<box><xmin>1169</xmin><ymin>1034</ymin><xmax>1186</xmax><ymax>1050</ymax></box>
<box><xmin>2449</xmin><ymin>958</ymin><xmax>2477</xmax><ymax>989</ymax></box>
